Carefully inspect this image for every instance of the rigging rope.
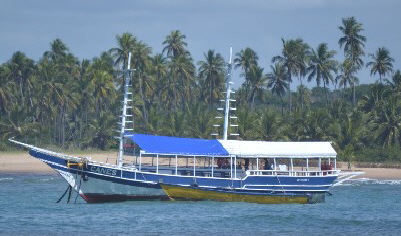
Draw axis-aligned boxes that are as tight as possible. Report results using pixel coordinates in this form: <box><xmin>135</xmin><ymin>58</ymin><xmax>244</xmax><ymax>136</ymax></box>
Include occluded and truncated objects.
<box><xmin>74</xmin><ymin>165</ymin><xmax>84</xmax><ymax>204</ymax></box>
<box><xmin>56</xmin><ymin>185</ymin><xmax>71</xmax><ymax>203</ymax></box>
<box><xmin>276</xmin><ymin>175</ymin><xmax>286</xmax><ymax>195</ymax></box>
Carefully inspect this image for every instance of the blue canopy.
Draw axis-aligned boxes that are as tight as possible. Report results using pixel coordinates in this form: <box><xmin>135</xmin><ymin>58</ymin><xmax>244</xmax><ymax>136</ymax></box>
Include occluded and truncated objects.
<box><xmin>124</xmin><ymin>133</ymin><xmax>229</xmax><ymax>156</ymax></box>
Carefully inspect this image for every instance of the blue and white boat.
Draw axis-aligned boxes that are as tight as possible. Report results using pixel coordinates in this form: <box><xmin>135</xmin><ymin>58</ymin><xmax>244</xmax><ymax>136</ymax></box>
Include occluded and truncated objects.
<box><xmin>10</xmin><ymin>135</ymin><xmax>338</xmax><ymax>204</ymax></box>
<box><xmin>10</xmin><ymin>49</ymin><xmax>339</xmax><ymax>204</ymax></box>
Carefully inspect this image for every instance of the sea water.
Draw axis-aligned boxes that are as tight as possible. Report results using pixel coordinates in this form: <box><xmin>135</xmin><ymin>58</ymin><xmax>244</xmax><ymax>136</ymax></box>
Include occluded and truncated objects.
<box><xmin>0</xmin><ymin>173</ymin><xmax>400</xmax><ymax>236</ymax></box>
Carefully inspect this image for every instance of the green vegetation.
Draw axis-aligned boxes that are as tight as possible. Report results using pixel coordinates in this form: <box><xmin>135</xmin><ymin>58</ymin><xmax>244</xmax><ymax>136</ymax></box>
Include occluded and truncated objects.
<box><xmin>1</xmin><ymin>17</ymin><xmax>401</xmax><ymax>162</ymax></box>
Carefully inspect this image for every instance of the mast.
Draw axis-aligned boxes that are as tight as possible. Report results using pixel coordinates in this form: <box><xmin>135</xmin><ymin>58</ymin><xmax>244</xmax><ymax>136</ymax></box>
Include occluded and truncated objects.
<box><xmin>223</xmin><ymin>47</ymin><xmax>233</xmax><ymax>140</ymax></box>
<box><xmin>117</xmin><ymin>52</ymin><xmax>133</xmax><ymax>167</ymax></box>
<box><xmin>212</xmin><ymin>47</ymin><xmax>238</xmax><ymax>139</ymax></box>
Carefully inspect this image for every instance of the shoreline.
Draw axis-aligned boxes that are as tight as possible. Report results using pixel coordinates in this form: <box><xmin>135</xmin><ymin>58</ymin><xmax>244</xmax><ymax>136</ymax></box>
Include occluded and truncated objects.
<box><xmin>1</xmin><ymin>151</ymin><xmax>401</xmax><ymax>180</ymax></box>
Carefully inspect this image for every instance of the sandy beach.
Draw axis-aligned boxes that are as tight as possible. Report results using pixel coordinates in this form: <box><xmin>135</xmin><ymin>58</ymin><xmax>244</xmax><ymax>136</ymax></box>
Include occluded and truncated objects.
<box><xmin>1</xmin><ymin>151</ymin><xmax>401</xmax><ymax>180</ymax></box>
<box><xmin>0</xmin><ymin>151</ymin><xmax>119</xmax><ymax>174</ymax></box>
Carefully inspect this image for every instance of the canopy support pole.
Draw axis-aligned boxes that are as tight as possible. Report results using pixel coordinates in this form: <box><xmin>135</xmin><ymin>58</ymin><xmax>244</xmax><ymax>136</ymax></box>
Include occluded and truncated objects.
<box><xmin>156</xmin><ymin>154</ymin><xmax>159</xmax><ymax>173</ymax></box>
<box><xmin>274</xmin><ymin>158</ymin><xmax>277</xmax><ymax>171</ymax></box>
<box><xmin>291</xmin><ymin>158</ymin><xmax>294</xmax><ymax>175</ymax></box>
<box><xmin>212</xmin><ymin>156</ymin><xmax>214</xmax><ymax>177</ymax></box>
<box><xmin>230</xmin><ymin>155</ymin><xmax>233</xmax><ymax>179</ymax></box>
<box><xmin>175</xmin><ymin>155</ymin><xmax>178</xmax><ymax>175</ymax></box>
<box><xmin>139</xmin><ymin>152</ymin><xmax>142</xmax><ymax>171</ymax></box>
<box><xmin>319</xmin><ymin>157</ymin><xmax>322</xmax><ymax>172</ymax></box>
<box><xmin>256</xmin><ymin>158</ymin><xmax>259</xmax><ymax>171</ymax></box>
<box><xmin>306</xmin><ymin>158</ymin><xmax>309</xmax><ymax>176</ymax></box>
<box><xmin>234</xmin><ymin>155</ymin><xmax>237</xmax><ymax>179</ymax></box>
<box><xmin>193</xmin><ymin>156</ymin><xmax>196</xmax><ymax>177</ymax></box>
<box><xmin>334</xmin><ymin>158</ymin><xmax>337</xmax><ymax>170</ymax></box>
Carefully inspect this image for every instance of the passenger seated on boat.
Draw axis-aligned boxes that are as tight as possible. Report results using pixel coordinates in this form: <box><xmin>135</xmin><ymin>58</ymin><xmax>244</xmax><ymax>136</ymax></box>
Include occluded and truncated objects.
<box><xmin>223</xmin><ymin>159</ymin><xmax>230</xmax><ymax>169</ymax></box>
<box><xmin>321</xmin><ymin>162</ymin><xmax>331</xmax><ymax>175</ymax></box>
<box><xmin>321</xmin><ymin>162</ymin><xmax>326</xmax><ymax>171</ymax></box>
<box><xmin>237</xmin><ymin>161</ymin><xmax>242</xmax><ymax>169</ymax></box>
<box><xmin>322</xmin><ymin>162</ymin><xmax>333</xmax><ymax>170</ymax></box>
<box><xmin>244</xmin><ymin>159</ymin><xmax>249</xmax><ymax>171</ymax></box>
<box><xmin>264</xmin><ymin>159</ymin><xmax>272</xmax><ymax>170</ymax></box>
<box><xmin>217</xmin><ymin>158</ymin><xmax>223</xmax><ymax>169</ymax></box>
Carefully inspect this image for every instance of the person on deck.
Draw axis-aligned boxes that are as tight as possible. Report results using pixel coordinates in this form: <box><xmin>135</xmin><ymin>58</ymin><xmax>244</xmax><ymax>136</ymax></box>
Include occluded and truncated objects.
<box><xmin>217</xmin><ymin>158</ymin><xmax>223</xmax><ymax>168</ymax></box>
<box><xmin>244</xmin><ymin>159</ymin><xmax>249</xmax><ymax>171</ymax></box>
<box><xmin>264</xmin><ymin>159</ymin><xmax>271</xmax><ymax>170</ymax></box>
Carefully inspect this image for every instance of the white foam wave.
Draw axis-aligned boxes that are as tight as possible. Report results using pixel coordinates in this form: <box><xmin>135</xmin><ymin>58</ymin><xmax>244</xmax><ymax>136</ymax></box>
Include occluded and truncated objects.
<box><xmin>40</xmin><ymin>177</ymin><xmax>55</xmax><ymax>181</ymax></box>
<box><xmin>0</xmin><ymin>177</ymin><xmax>14</xmax><ymax>181</ymax></box>
<box><xmin>339</xmin><ymin>178</ymin><xmax>401</xmax><ymax>185</ymax></box>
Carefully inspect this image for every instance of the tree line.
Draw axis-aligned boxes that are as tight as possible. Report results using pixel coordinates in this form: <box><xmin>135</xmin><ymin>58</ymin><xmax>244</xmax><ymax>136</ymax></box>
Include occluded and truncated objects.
<box><xmin>1</xmin><ymin>16</ymin><xmax>401</xmax><ymax>163</ymax></box>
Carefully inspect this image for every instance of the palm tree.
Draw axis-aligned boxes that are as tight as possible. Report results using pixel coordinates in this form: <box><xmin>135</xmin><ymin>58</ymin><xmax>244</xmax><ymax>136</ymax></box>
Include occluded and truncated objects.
<box><xmin>90</xmin><ymin>70</ymin><xmax>117</xmax><ymax>114</ymax></box>
<box><xmin>237</xmin><ymin>106</ymin><xmax>259</xmax><ymax>140</ymax></box>
<box><xmin>307</xmin><ymin>43</ymin><xmax>338</xmax><ymax>107</ymax></box>
<box><xmin>151</xmin><ymin>53</ymin><xmax>168</xmax><ymax>86</ymax></box>
<box><xmin>385</xmin><ymin>69</ymin><xmax>401</xmax><ymax>92</ymax></box>
<box><xmin>335</xmin><ymin>111</ymin><xmax>365</xmax><ymax>167</ymax></box>
<box><xmin>43</xmin><ymin>39</ymin><xmax>69</xmax><ymax>62</ymax></box>
<box><xmin>296</xmin><ymin>109</ymin><xmax>333</xmax><ymax>141</ymax></box>
<box><xmin>234</xmin><ymin>48</ymin><xmax>258</xmax><ymax>94</ymax></box>
<box><xmin>109</xmin><ymin>32</ymin><xmax>137</xmax><ymax>70</ymax></box>
<box><xmin>162</xmin><ymin>30</ymin><xmax>188</xmax><ymax>59</ymax></box>
<box><xmin>0</xmin><ymin>103</ymin><xmax>40</xmax><ymax>142</ymax></box>
<box><xmin>338</xmin><ymin>17</ymin><xmax>366</xmax><ymax>58</ymax></box>
<box><xmin>5</xmin><ymin>51</ymin><xmax>35</xmax><ymax>108</ymax></box>
<box><xmin>293</xmin><ymin>85</ymin><xmax>311</xmax><ymax>112</ymax></box>
<box><xmin>366</xmin><ymin>47</ymin><xmax>394</xmax><ymax>83</ymax></box>
<box><xmin>336</xmin><ymin>58</ymin><xmax>358</xmax><ymax>90</ymax></box>
<box><xmin>272</xmin><ymin>38</ymin><xmax>304</xmax><ymax>113</ymax></box>
<box><xmin>197</xmin><ymin>50</ymin><xmax>226</xmax><ymax>109</ymax></box>
<box><xmin>370</xmin><ymin>94</ymin><xmax>401</xmax><ymax>147</ymax></box>
<box><xmin>294</xmin><ymin>40</ymin><xmax>310</xmax><ymax>110</ymax></box>
<box><xmin>162</xmin><ymin>111</ymin><xmax>187</xmax><ymax>137</ymax></box>
<box><xmin>68</xmin><ymin>59</ymin><xmax>93</xmax><ymax>139</ymax></box>
<box><xmin>186</xmin><ymin>103</ymin><xmax>214</xmax><ymax>139</ymax></box>
<box><xmin>258</xmin><ymin>109</ymin><xmax>285</xmax><ymax>141</ymax></box>
<box><xmin>247</xmin><ymin>65</ymin><xmax>268</xmax><ymax>107</ymax></box>
<box><xmin>0</xmin><ymin>68</ymin><xmax>13</xmax><ymax>113</ymax></box>
<box><xmin>85</xmin><ymin>111</ymin><xmax>117</xmax><ymax>150</ymax></box>
<box><xmin>92</xmin><ymin>52</ymin><xmax>115</xmax><ymax>73</ymax></box>
<box><xmin>267</xmin><ymin>63</ymin><xmax>288</xmax><ymax>115</ymax></box>
<box><xmin>131</xmin><ymin>41</ymin><xmax>152</xmax><ymax>124</ymax></box>
<box><xmin>168</xmin><ymin>54</ymin><xmax>195</xmax><ymax>110</ymax></box>
<box><xmin>338</xmin><ymin>17</ymin><xmax>366</xmax><ymax>106</ymax></box>
<box><xmin>359</xmin><ymin>82</ymin><xmax>388</xmax><ymax>114</ymax></box>
<box><xmin>149</xmin><ymin>53</ymin><xmax>168</xmax><ymax>106</ymax></box>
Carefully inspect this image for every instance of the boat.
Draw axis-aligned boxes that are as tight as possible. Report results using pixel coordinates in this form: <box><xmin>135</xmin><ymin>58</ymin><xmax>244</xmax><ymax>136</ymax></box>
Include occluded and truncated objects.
<box><xmin>9</xmin><ymin>49</ymin><xmax>339</xmax><ymax>204</ymax></box>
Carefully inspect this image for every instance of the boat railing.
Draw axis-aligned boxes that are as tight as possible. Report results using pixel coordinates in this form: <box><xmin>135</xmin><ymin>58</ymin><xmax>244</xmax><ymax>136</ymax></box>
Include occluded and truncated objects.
<box><xmin>246</xmin><ymin>170</ymin><xmax>339</xmax><ymax>177</ymax></box>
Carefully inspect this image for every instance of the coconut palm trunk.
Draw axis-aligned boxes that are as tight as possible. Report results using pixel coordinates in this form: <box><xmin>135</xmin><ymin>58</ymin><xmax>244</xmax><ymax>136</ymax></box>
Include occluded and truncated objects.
<box><xmin>287</xmin><ymin>68</ymin><xmax>292</xmax><ymax>113</ymax></box>
<box><xmin>138</xmin><ymin>72</ymin><xmax>148</xmax><ymax>125</ymax></box>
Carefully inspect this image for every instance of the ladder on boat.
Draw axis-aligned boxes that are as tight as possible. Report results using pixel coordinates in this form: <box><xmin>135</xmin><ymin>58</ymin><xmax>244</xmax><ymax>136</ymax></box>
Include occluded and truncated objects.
<box><xmin>116</xmin><ymin>52</ymin><xmax>135</xmax><ymax>167</ymax></box>
<box><xmin>212</xmin><ymin>47</ymin><xmax>239</xmax><ymax>139</ymax></box>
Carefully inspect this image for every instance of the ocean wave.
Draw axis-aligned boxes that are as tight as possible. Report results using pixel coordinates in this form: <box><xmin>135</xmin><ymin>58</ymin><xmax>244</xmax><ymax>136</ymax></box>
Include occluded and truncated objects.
<box><xmin>337</xmin><ymin>178</ymin><xmax>401</xmax><ymax>186</ymax></box>
<box><xmin>40</xmin><ymin>177</ymin><xmax>55</xmax><ymax>181</ymax></box>
<box><xmin>0</xmin><ymin>177</ymin><xmax>14</xmax><ymax>181</ymax></box>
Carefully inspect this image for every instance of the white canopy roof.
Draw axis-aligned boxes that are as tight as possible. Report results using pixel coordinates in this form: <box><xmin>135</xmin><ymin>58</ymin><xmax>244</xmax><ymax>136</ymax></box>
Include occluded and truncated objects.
<box><xmin>218</xmin><ymin>140</ymin><xmax>337</xmax><ymax>158</ymax></box>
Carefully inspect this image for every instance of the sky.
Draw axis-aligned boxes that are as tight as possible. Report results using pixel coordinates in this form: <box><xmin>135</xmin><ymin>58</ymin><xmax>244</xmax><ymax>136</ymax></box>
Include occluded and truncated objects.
<box><xmin>1</xmin><ymin>0</ymin><xmax>400</xmax><ymax>88</ymax></box>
